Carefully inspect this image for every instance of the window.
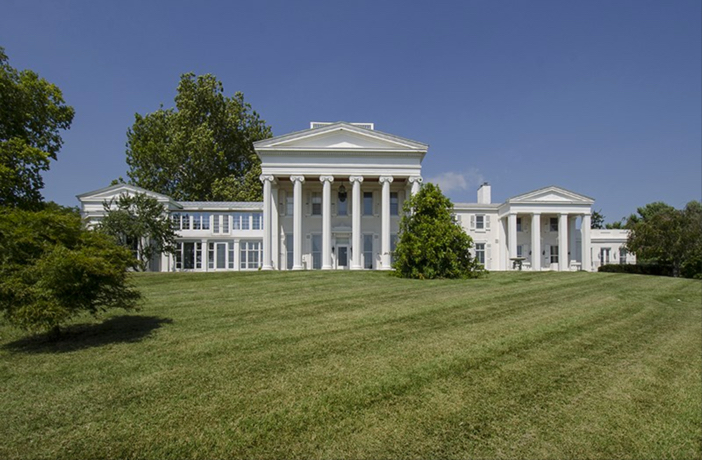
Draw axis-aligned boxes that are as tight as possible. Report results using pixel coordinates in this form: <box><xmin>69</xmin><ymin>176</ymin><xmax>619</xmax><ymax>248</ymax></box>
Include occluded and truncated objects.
<box><xmin>172</xmin><ymin>213</ymin><xmax>181</xmax><ymax>230</ymax></box>
<box><xmin>223</xmin><ymin>214</ymin><xmax>230</xmax><ymax>233</ymax></box>
<box><xmin>193</xmin><ymin>214</ymin><xmax>202</xmax><ymax>230</ymax></box>
<box><xmin>600</xmin><ymin>248</ymin><xmax>611</xmax><ymax>265</ymax></box>
<box><xmin>363</xmin><ymin>234</ymin><xmax>373</xmax><ymax>269</ymax></box>
<box><xmin>208</xmin><ymin>242</ymin><xmax>215</xmax><ymax>269</ymax></box>
<box><xmin>311</xmin><ymin>193</ymin><xmax>322</xmax><ymax>216</ymax></box>
<box><xmin>181</xmin><ymin>213</ymin><xmax>190</xmax><ymax>230</ymax></box>
<box><xmin>228</xmin><ymin>242</ymin><xmax>234</xmax><ymax>269</ymax></box>
<box><xmin>550</xmin><ymin>245</ymin><xmax>559</xmax><ymax>264</ymax></box>
<box><xmin>363</xmin><ymin>192</ymin><xmax>373</xmax><ymax>216</ymax></box>
<box><xmin>311</xmin><ymin>234</ymin><xmax>322</xmax><ymax>269</ymax></box>
<box><xmin>517</xmin><ymin>245</ymin><xmax>523</xmax><ymax>258</ymax></box>
<box><xmin>240</xmin><ymin>241</ymin><xmax>261</xmax><ymax>269</ymax></box>
<box><xmin>517</xmin><ymin>217</ymin><xmax>522</xmax><ymax>232</ymax></box>
<box><xmin>286</xmin><ymin>234</ymin><xmax>293</xmax><ymax>270</ymax></box>
<box><xmin>201</xmin><ymin>213</ymin><xmax>210</xmax><ymax>230</ymax></box>
<box><xmin>213</xmin><ymin>215</ymin><xmax>220</xmax><ymax>233</ymax></box>
<box><xmin>390</xmin><ymin>192</ymin><xmax>399</xmax><ymax>216</ymax></box>
<box><xmin>233</xmin><ymin>213</ymin><xmax>250</xmax><ymax>230</ymax></box>
<box><xmin>286</xmin><ymin>195</ymin><xmax>294</xmax><ymax>216</ymax></box>
<box><xmin>177</xmin><ymin>242</ymin><xmax>202</xmax><ymax>270</ymax></box>
<box><xmin>476</xmin><ymin>215</ymin><xmax>485</xmax><ymax>230</ymax></box>
<box><xmin>475</xmin><ymin>243</ymin><xmax>485</xmax><ymax>265</ymax></box>
<box><xmin>175</xmin><ymin>242</ymin><xmax>182</xmax><ymax>269</ymax></box>
<box><xmin>550</xmin><ymin>217</ymin><xmax>558</xmax><ymax>232</ymax></box>
<box><xmin>252</xmin><ymin>212</ymin><xmax>262</xmax><ymax>230</ymax></box>
<box><xmin>619</xmin><ymin>248</ymin><xmax>627</xmax><ymax>264</ymax></box>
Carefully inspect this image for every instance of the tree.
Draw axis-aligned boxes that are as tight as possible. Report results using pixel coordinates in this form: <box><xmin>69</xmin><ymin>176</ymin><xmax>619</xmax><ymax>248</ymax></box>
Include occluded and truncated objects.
<box><xmin>125</xmin><ymin>73</ymin><xmax>272</xmax><ymax>201</ymax></box>
<box><xmin>0</xmin><ymin>205</ymin><xmax>141</xmax><ymax>335</ymax></box>
<box><xmin>0</xmin><ymin>47</ymin><xmax>75</xmax><ymax>209</ymax></box>
<box><xmin>626</xmin><ymin>201</ymin><xmax>702</xmax><ymax>278</ymax></box>
<box><xmin>393</xmin><ymin>183</ymin><xmax>485</xmax><ymax>279</ymax></box>
<box><xmin>98</xmin><ymin>193</ymin><xmax>177</xmax><ymax>272</ymax></box>
<box><xmin>591</xmin><ymin>210</ymin><xmax>605</xmax><ymax>229</ymax></box>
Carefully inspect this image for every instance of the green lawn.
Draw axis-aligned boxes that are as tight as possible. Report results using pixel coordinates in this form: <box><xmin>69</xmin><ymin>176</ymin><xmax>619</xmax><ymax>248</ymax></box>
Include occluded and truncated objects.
<box><xmin>1</xmin><ymin>271</ymin><xmax>700</xmax><ymax>459</ymax></box>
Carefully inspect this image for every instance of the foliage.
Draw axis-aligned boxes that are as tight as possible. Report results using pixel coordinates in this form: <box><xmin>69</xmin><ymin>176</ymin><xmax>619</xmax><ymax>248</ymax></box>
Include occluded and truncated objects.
<box><xmin>605</xmin><ymin>220</ymin><xmax>625</xmax><ymax>229</ymax></box>
<box><xmin>626</xmin><ymin>200</ymin><xmax>702</xmax><ymax>278</ymax></box>
<box><xmin>98</xmin><ymin>193</ymin><xmax>177</xmax><ymax>271</ymax></box>
<box><xmin>393</xmin><ymin>183</ymin><xmax>485</xmax><ymax>279</ymax></box>
<box><xmin>125</xmin><ymin>73</ymin><xmax>271</xmax><ymax>201</ymax></box>
<box><xmin>0</xmin><ymin>205</ymin><xmax>141</xmax><ymax>333</ymax></box>
<box><xmin>0</xmin><ymin>47</ymin><xmax>74</xmax><ymax>209</ymax></box>
<box><xmin>598</xmin><ymin>263</ymin><xmax>675</xmax><ymax>277</ymax></box>
<box><xmin>591</xmin><ymin>209</ymin><xmax>605</xmax><ymax>229</ymax></box>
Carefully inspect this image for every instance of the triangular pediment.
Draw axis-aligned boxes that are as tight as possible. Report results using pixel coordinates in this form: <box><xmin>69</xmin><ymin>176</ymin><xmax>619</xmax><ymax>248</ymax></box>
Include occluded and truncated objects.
<box><xmin>254</xmin><ymin>122</ymin><xmax>428</xmax><ymax>152</ymax></box>
<box><xmin>77</xmin><ymin>184</ymin><xmax>176</xmax><ymax>204</ymax></box>
<box><xmin>509</xmin><ymin>186</ymin><xmax>594</xmax><ymax>204</ymax></box>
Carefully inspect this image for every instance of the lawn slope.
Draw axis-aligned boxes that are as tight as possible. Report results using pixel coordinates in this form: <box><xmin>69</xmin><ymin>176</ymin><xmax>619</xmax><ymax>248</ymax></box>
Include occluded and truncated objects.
<box><xmin>1</xmin><ymin>271</ymin><xmax>700</xmax><ymax>459</ymax></box>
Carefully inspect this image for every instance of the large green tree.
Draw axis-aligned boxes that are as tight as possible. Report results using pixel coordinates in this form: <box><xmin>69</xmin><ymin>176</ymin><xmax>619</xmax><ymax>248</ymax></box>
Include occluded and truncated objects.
<box><xmin>393</xmin><ymin>183</ymin><xmax>485</xmax><ymax>279</ymax></box>
<box><xmin>0</xmin><ymin>47</ymin><xmax>74</xmax><ymax>209</ymax></box>
<box><xmin>626</xmin><ymin>201</ymin><xmax>702</xmax><ymax>278</ymax></box>
<box><xmin>126</xmin><ymin>73</ymin><xmax>272</xmax><ymax>201</ymax></box>
<box><xmin>0</xmin><ymin>206</ymin><xmax>141</xmax><ymax>335</ymax></box>
<box><xmin>98</xmin><ymin>193</ymin><xmax>177</xmax><ymax>272</ymax></box>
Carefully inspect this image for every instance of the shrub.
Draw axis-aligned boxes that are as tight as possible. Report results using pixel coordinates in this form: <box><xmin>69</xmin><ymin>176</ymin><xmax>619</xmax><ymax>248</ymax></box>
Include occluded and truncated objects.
<box><xmin>0</xmin><ymin>206</ymin><xmax>141</xmax><ymax>334</ymax></box>
<box><xmin>394</xmin><ymin>183</ymin><xmax>485</xmax><ymax>279</ymax></box>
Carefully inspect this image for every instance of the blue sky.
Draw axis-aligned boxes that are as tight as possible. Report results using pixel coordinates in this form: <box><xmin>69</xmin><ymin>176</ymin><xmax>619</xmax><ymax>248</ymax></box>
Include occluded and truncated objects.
<box><xmin>2</xmin><ymin>0</ymin><xmax>700</xmax><ymax>222</ymax></box>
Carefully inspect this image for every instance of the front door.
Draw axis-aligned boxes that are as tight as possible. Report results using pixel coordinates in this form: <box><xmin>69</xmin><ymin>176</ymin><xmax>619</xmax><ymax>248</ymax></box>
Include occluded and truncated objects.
<box><xmin>216</xmin><ymin>242</ymin><xmax>227</xmax><ymax>269</ymax></box>
<box><xmin>337</xmin><ymin>245</ymin><xmax>349</xmax><ymax>269</ymax></box>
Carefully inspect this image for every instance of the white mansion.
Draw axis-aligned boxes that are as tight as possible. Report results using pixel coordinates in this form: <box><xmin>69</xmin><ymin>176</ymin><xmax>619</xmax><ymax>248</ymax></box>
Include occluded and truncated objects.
<box><xmin>78</xmin><ymin>122</ymin><xmax>632</xmax><ymax>272</ymax></box>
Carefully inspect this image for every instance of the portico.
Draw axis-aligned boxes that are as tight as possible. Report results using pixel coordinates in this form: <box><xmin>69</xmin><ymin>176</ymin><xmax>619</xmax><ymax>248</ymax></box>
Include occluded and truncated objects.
<box><xmin>254</xmin><ymin>122</ymin><xmax>427</xmax><ymax>271</ymax></box>
<box><xmin>497</xmin><ymin>187</ymin><xmax>595</xmax><ymax>271</ymax></box>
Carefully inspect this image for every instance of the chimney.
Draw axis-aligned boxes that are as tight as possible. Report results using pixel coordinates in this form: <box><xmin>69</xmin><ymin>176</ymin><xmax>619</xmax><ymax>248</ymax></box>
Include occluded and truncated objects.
<box><xmin>477</xmin><ymin>182</ymin><xmax>491</xmax><ymax>204</ymax></box>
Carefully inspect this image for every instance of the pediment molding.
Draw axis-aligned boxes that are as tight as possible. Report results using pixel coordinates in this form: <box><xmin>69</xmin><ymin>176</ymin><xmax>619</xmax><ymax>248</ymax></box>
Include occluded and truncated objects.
<box><xmin>508</xmin><ymin>186</ymin><xmax>594</xmax><ymax>204</ymax></box>
<box><xmin>254</xmin><ymin>122</ymin><xmax>428</xmax><ymax>153</ymax></box>
<box><xmin>77</xmin><ymin>184</ymin><xmax>177</xmax><ymax>205</ymax></box>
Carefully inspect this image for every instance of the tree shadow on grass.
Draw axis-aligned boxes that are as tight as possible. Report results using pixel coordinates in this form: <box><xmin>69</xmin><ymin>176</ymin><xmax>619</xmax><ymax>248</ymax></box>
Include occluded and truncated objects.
<box><xmin>2</xmin><ymin>315</ymin><xmax>173</xmax><ymax>354</ymax></box>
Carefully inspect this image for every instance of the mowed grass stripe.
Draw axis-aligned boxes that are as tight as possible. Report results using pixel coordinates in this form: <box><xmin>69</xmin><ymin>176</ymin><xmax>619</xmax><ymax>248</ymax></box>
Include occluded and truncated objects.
<box><xmin>0</xmin><ymin>272</ymin><xmax>699</xmax><ymax>460</ymax></box>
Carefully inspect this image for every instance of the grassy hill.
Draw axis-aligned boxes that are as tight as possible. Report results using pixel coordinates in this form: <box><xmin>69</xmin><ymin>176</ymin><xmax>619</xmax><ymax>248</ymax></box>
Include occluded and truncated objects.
<box><xmin>1</xmin><ymin>271</ymin><xmax>700</xmax><ymax>459</ymax></box>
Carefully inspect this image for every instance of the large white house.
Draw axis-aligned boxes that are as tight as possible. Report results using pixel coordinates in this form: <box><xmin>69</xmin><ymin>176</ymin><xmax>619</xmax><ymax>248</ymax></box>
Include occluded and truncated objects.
<box><xmin>78</xmin><ymin>122</ymin><xmax>632</xmax><ymax>272</ymax></box>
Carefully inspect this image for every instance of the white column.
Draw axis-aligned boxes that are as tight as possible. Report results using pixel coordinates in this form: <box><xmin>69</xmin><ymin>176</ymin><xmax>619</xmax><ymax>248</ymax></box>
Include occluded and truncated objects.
<box><xmin>202</xmin><ymin>238</ymin><xmax>208</xmax><ymax>272</ymax></box>
<box><xmin>568</xmin><ymin>216</ymin><xmax>577</xmax><ymax>268</ymax></box>
<box><xmin>582</xmin><ymin>214</ymin><xmax>592</xmax><ymax>271</ymax></box>
<box><xmin>380</xmin><ymin>175</ymin><xmax>394</xmax><ymax>269</ymax></box>
<box><xmin>260</xmin><ymin>174</ymin><xmax>274</xmax><ymax>270</ymax></box>
<box><xmin>558</xmin><ymin>213</ymin><xmax>568</xmax><ymax>271</ymax></box>
<box><xmin>320</xmin><ymin>175</ymin><xmax>334</xmax><ymax>270</ymax></box>
<box><xmin>233</xmin><ymin>239</ymin><xmax>240</xmax><ymax>271</ymax></box>
<box><xmin>271</xmin><ymin>186</ymin><xmax>279</xmax><ymax>269</ymax></box>
<box><xmin>409</xmin><ymin>176</ymin><xmax>423</xmax><ymax>197</ymax></box>
<box><xmin>508</xmin><ymin>213</ymin><xmax>517</xmax><ymax>269</ymax></box>
<box><xmin>350</xmin><ymin>176</ymin><xmax>364</xmax><ymax>269</ymax></box>
<box><xmin>531</xmin><ymin>213</ymin><xmax>541</xmax><ymax>271</ymax></box>
<box><xmin>290</xmin><ymin>175</ymin><xmax>305</xmax><ymax>270</ymax></box>
<box><xmin>499</xmin><ymin>217</ymin><xmax>507</xmax><ymax>270</ymax></box>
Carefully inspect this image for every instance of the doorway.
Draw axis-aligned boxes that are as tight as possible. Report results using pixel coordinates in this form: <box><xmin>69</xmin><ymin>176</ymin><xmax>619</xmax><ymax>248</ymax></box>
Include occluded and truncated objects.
<box><xmin>215</xmin><ymin>242</ymin><xmax>227</xmax><ymax>269</ymax></box>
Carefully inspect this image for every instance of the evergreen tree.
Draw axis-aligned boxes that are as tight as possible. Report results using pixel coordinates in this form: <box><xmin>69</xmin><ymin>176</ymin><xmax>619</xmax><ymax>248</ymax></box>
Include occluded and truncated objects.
<box><xmin>394</xmin><ymin>183</ymin><xmax>485</xmax><ymax>279</ymax></box>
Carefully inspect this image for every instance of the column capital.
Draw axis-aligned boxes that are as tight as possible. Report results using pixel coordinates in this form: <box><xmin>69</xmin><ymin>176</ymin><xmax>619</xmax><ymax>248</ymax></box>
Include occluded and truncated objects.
<box><xmin>259</xmin><ymin>174</ymin><xmax>275</xmax><ymax>183</ymax></box>
<box><xmin>531</xmin><ymin>211</ymin><xmax>541</xmax><ymax>216</ymax></box>
<box><xmin>319</xmin><ymin>175</ymin><xmax>334</xmax><ymax>183</ymax></box>
<box><xmin>290</xmin><ymin>175</ymin><xmax>305</xmax><ymax>184</ymax></box>
<box><xmin>408</xmin><ymin>176</ymin><xmax>423</xmax><ymax>184</ymax></box>
<box><xmin>379</xmin><ymin>175</ymin><xmax>394</xmax><ymax>184</ymax></box>
<box><xmin>559</xmin><ymin>212</ymin><xmax>569</xmax><ymax>217</ymax></box>
<box><xmin>349</xmin><ymin>175</ymin><xmax>364</xmax><ymax>183</ymax></box>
